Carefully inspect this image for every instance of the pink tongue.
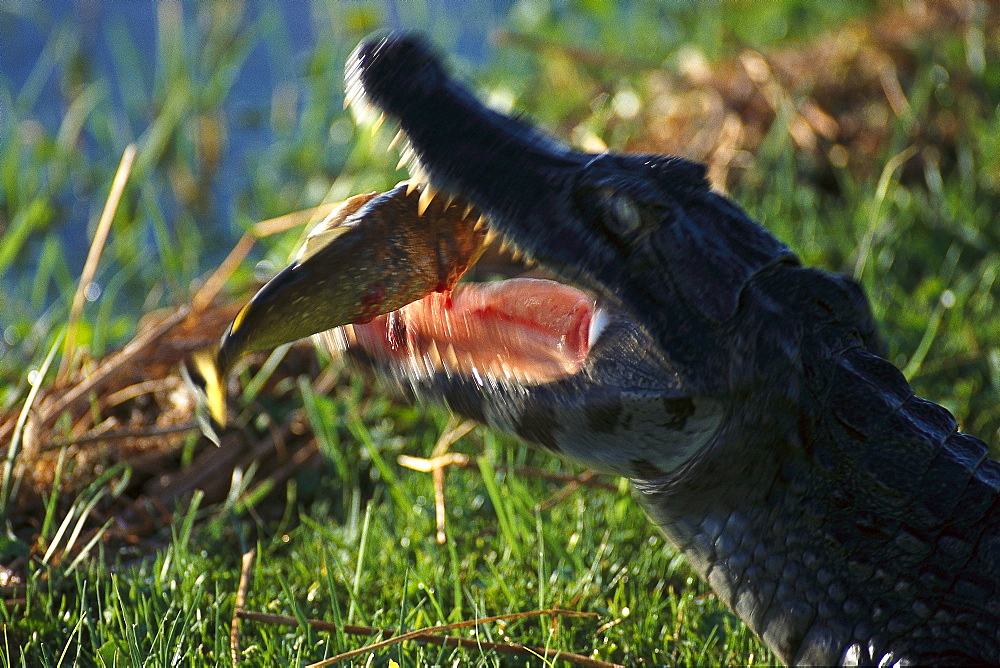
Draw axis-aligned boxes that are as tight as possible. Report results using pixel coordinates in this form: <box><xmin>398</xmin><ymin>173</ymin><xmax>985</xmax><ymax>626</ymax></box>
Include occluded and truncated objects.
<box><xmin>352</xmin><ymin>278</ymin><xmax>594</xmax><ymax>382</ymax></box>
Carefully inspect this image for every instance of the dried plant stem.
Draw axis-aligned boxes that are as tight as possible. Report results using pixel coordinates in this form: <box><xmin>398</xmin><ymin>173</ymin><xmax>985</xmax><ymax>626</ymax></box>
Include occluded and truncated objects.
<box><xmin>235</xmin><ymin>607</ymin><xmax>616</xmax><ymax>668</ymax></box>
<box><xmin>398</xmin><ymin>453</ymin><xmax>618</xmax><ymax>492</ymax></box>
<box><xmin>60</xmin><ymin>144</ymin><xmax>137</xmax><ymax>382</ymax></box>
<box><xmin>193</xmin><ymin>200</ymin><xmax>347</xmax><ymax>315</ymax></box>
<box><xmin>251</xmin><ymin>202</ymin><xmax>341</xmax><ymax>238</ymax></box>
<box><xmin>192</xmin><ymin>232</ymin><xmax>256</xmax><ymax>313</ymax></box>
<box><xmin>230</xmin><ymin>549</ymin><xmax>256</xmax><ymax>667</ymax></box>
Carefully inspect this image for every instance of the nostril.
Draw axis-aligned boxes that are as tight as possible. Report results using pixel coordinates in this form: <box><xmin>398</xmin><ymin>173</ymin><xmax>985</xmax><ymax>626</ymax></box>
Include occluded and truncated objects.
<box><xmin>375</xmin><ymin>32</ymin><xmax>433</xmax><ymax>64</ymax></box>
<box><xmin>351</xmin><ymin>32</ymin><xmax>443</xmax><ymax>109</ymax></box>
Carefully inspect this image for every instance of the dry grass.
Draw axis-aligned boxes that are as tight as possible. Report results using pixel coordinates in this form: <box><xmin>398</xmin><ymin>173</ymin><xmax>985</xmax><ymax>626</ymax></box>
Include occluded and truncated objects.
<box><xmin>1</xmin><ymin>2</ymin><xmax>996</xmax><ymax>664</ymax></box>
<box><xmin>3</xmin><ymin>0</ymin><xmax>994</xmax><ymax>595</ymax></box>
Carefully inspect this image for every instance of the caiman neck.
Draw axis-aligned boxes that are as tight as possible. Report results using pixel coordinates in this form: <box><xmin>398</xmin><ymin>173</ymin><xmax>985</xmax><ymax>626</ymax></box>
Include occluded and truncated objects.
<box><xmin>632</xmin><ymin>262</ymin><xmax>999</xmax><ymax>665</ymax></box>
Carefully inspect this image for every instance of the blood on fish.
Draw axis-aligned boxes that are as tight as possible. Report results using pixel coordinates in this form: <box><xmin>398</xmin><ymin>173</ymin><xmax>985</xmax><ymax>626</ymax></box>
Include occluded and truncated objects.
<box><xmin>435</xmin><ymin>236</ymin><xmax>456</xmax><ymax>294</ymax></box>
<box><xmin>385</xmin><ymin>311</ymin><xmax>407</xmax><ymax>351</ymax></box>
<box><xmin>355</xmin><ymin>284</ymin><xmax>386</xmax><ymax>323</ymax></box>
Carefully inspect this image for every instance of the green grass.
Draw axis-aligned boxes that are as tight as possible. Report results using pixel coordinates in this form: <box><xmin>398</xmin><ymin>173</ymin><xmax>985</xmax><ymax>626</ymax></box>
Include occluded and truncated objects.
<box><xmin>2</xmin><ymin>0</ymin><xmax>999</xmax><ymax>666</ymax></box>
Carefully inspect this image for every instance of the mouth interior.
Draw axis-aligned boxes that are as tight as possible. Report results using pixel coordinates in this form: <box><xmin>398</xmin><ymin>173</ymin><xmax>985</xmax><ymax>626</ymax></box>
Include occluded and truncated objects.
<box><xmin>349</xmin><ymin>276</ymin><xmax>598</xmax><ymax>385</ymax></box>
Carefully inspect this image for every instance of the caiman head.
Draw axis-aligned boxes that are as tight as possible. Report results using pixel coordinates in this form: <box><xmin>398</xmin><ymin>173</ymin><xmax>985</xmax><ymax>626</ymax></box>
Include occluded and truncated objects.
<box><xmin>214</xmin><ymin>32</ymin><xmax>1000</xmax><ymax>666</ymax></box>
<box><xmin>351</xmin><ymin>31</ymin><xmax>817</xmax><ymax>478</ymax></box>
<box><xmin>218</xmin><ymin>31</ymin><xmax>812</xmax><ymax>479</ymax></box>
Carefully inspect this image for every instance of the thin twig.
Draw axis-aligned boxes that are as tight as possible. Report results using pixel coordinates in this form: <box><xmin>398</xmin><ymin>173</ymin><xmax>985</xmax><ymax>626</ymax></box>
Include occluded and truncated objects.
<box><xmin>397</xmin><ymin>452</ymin><xmax>472</xmax><ymax>473</ymax></box>
<box><xmin>433</xmin><ymin>419</ymin><xmax>477</xmax><ymax>459</ymax></box>
<box><xmin>508</xmin><ymin>465</ymin><xmax>618</xmax><ymax>492</ymax></box>
<box><xmin>537</xmin><ymin>471</ymin><xmax>601</xmax><ymax>512</ymax></box>
<box><xmin>431</xmin><ymin>417</ymin><xmax>476</xmax><ymax>544</ymax></box>
<box><xmin>309</xmin><ymin>608</ymin><xmax>610</xmax><ymax>667</ymax></box>
<box><xmin>236</xmin><ymin>609</ymin><xmax>389</xmax><ymax>637</ymax></box>
<box><xmin>104</xmin><ymin>378</ymin><xmax>181</xmax><ymax>409</ymax></box>
<box><xmin>432</xmin><ymin>464</ymin><xmax>447</xmax><ymax>544</ymax></box>
<box><xmin>236</xmin><ymin>608</ymin><xmax>615</xmax><ymax>667</ymax></box>
<box><xmin>194</xmin><ymin>201</ymin><xmax>347</xmax><ymax>314</ymax></box>
<box><xmin>398</xmin><ymin>453</ymin><xmax>618</xmax><ymax>492</ymax></box>
<box><xmin>42</xmin><ymin>422</ymin><xmax>198</xmax><ymax>452</ymax></box>
<box><xmin>594</xmin><ymin>616</ymin><xmax>624</xmax><ymax>635</ymax></box>
<box><xmin>252</xmin><ymin>202</ymin><xmax>341</xmax><ymax>238</ymax></box>
<box><xmin>192</xmin><ymin>233</ymin><xmax>256</xmax><ymax>314</ymax></box>
<box><xmin>60</xmin><ymin>144</ymin><xmax>137</xmax><ymax>382</ymax></box>
<box><xmin>231</xmin><ymin>549</ymin><xmax>256</xmax><ymax>667</ymax></box>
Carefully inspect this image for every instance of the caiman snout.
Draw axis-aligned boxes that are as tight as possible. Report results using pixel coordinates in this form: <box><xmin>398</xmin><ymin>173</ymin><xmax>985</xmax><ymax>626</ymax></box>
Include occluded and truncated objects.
<box><xmin>347</xmin><ymin>32</ymin><xmax>445</xmax><ymax>118</ymax></box>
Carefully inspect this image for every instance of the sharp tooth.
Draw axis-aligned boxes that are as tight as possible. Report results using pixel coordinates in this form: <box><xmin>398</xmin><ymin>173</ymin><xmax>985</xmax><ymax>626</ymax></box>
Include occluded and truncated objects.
<box><xmin>464</xmin><ymin>352</ymin><xmax>479</xmax><ymax>376</ymax></box>
<box><xmin>406</xmin><ymin>180</ymin><xmax>419</xmax><ymax>196</ymax></box>
<box><xmin>426</xmin><ymin>340</ymin><xmax>443</xmax><ymax>369</ymax></box>
<box><xmin>509</xmin><ymin>247</ymin><xmax>523</xmax><ymax>263</ymax></box>
<box><xmin>387</xmin><ymin>129</ymin><xmax>405</xmax><ymax>151</ymax></box>
<box><xmin>442</xmin><ymin>192</ymin><xmax>455</xmax><ymax>210</ymax></box>
<box><xmin>341</xmin><ymin>324</ymin><xmax>357</xmax><ymax>347</ymax></box>
<box><xmin>371</xmin><ymin>112</ymin><xmax>386</xmax><ymax>135</ymax></box>
<box><xmin>444</xmin><ymin>343</ymin><xmax>460</xmax><ymax>369</ymax></box>
<box><xmin>396</xmin><ymin>145</ymin><xmax>415</xmax><ymax>171</ymax></box>
<box><xmin>418</xmin><ymin>186</ymin><xmax>437</xmax><ymax>216</ymax></box>
<box><xmin>498</xmin><ymin>239</ymin><xmax>511</xmax><ymax>255</ymax></box>
<box><xmin>463</xmin><ymin>203</ymin><xmax>476</xmax><ymax>218</ymax></box>
<box><xmin>484</xmin><ymin>229</ymin><xmax>498</xmax><ymax>245</ymax></box>
<box><xmin>344</xmin><ymin>80</ymin><xmax>362</xmax><ymax>107</ymax></box>
<box><xmin>421</xmin><ymin>351</ymin><xmax>437</xmax><ymax>376</ymax></box>
<box><xmin>409</xmin><ymin>163</ymin><xmax>427</xmax><ymax>185</ymax></box>
<box><xmin>474</xmin><ymin>215</ymin><xmax>488</xmax><ymax>231</ymax></box>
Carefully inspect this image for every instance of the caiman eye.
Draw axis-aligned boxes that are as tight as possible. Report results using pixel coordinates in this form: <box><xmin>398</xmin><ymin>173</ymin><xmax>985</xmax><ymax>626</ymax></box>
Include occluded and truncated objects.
<box><xmin>597</xmin><ymin>187</ymin><xmax>643</xmax><ymax>238</ymax></box>
<box><xmin>574</xmin><ymin>184</ymin><xmax>649</xmax><ymax>248</ymax></box>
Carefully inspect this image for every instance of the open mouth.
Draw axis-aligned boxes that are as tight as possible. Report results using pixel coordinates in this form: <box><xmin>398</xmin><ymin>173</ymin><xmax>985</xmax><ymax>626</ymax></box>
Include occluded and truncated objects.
<box><xmin>343</xmin><ymin>276</ymin><xmax>602</xmax><ymax>385</ymax></box>
<box><xmin>336</xmin><ymin>36</ymin><xmax>612</xmax><ymax>387</ymax></box>
<box><xmin>323</xmin><ymin>178</ymin><xmax>607</xmax><ymax>386</ymax></box>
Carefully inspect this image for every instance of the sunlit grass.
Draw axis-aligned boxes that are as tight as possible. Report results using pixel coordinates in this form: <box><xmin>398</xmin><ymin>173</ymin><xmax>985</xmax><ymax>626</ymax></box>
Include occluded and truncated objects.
<box><xmin>1</xmin><ymin>0</ymin><xmax>997</xmax><ymax>665</ymax></box>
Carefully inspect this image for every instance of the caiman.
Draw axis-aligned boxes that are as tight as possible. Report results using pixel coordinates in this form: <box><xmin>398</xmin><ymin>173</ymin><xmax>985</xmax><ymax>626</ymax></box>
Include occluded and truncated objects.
<box><xmin>216</xmin><ymin>33</ymin><xmax>1000</xmax><ymax>665</ymax></box>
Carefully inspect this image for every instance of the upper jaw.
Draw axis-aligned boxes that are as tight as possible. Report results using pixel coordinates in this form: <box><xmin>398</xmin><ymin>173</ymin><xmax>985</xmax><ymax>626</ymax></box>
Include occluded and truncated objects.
<box><xmin>346</xmin><ymin>32</ymin><xmax>601</xmax><ymax>288</ymax></box>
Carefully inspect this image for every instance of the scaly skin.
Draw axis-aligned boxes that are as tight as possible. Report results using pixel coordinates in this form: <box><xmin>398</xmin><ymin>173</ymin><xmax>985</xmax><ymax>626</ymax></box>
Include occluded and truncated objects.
<box><xmin>217</xmin><ymin>33</ymin><xmax>1000</xmax><ymax>665</ymax></box>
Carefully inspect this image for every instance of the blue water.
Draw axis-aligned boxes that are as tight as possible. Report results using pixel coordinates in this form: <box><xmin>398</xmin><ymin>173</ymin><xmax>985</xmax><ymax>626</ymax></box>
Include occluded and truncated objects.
<box><xmin>0</xmin><ymin>0</ymin><xmax>514</xmax><ymax>321</ymax></box>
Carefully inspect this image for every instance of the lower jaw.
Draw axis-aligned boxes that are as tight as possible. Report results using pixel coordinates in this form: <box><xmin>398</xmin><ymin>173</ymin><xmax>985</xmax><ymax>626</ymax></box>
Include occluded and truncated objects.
<box><xmin>343</xmin><ymin>277</ymin><xmax>604</xmax><ymax>385</ymax></box>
